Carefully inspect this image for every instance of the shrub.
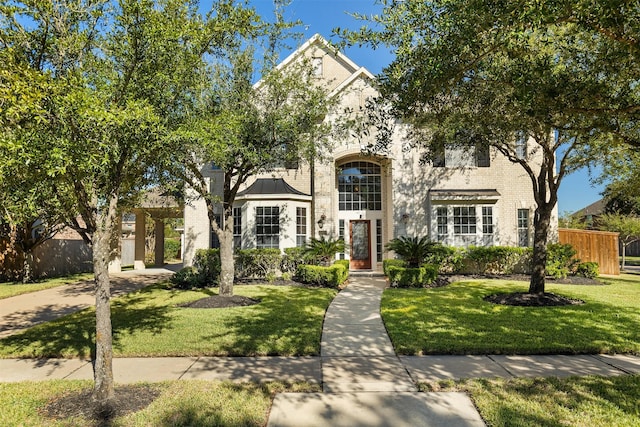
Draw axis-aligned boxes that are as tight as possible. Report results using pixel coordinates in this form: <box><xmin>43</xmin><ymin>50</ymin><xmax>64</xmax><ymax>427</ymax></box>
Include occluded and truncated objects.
<box><xmin>170</xmin><ymin>266</ymin><xmax>206</xmax><ymax>289</ymax></box>
<box><xmin>386</xmin><ymin>264</ymin><xmax>438</xmax><ymax>288</ymax></box>
<box><xmin>194</xmin><ymin>248</ymin><xmax>221</xmax><ymax>286</ymax></box>
<box><xmin>464</xmin><ymin>246</ymin><xmax>530</xmax><ymax>275</ymax></box>
<box><xmin>295</xmin><ymin>262</ymin><xmax>348</xmax><ymax>287</ymax></box>
<box><xmin>236</xmin><ymin>248</ymin><xmax>281</xmax><ymax>279</ymax></box>
<box><xmin>575</xmin><ymin>262</ymin><xmax>599</xmax><ymax>279</ymax></box>
<box><xmin>304</xmin><ymin>237</ymin><xmax>346</xmax><ymax>266</ymax></box>
<box><xmin>164</xmin><ymin>239</ymin><xmax>181</xmax><ymax>261</ymax></box>
<box><xmin>333</xmin><ymin>259</ymin><xmax>350</xmax><ymax>270</ymax></box>
<box><xmin>383</xmin><ymin>259</ymin><xmax>406</xmax><ymax>276</ymax></box>
<box><xmin>546</xmin><ymin>243</ymin><xmax>579</xmax><ymax>279</ymax></box>
<box><xmin>281</xmin><ymin>247</ymin><xmax>310</xmax><ymax>274</ymax></box>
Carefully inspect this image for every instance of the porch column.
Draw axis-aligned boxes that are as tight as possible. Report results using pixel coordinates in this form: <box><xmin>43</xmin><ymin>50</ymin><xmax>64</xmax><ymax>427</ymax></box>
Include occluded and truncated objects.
<box><xmin>154</xmin><ymin>218</ymin><xmax>165</xmax><ymax>267</ymax></box>
<box><xmin>134</xmin><ymin>211</ymin><xmax>146</xmax><ymax>270</ymax></box>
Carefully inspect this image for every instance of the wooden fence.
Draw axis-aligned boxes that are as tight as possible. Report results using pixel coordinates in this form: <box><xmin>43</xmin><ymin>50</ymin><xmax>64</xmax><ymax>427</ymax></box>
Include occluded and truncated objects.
<box><xmin>558</xmin><ymin>228</ymin><xmax>620</xmax><ymax>275</ymax></box>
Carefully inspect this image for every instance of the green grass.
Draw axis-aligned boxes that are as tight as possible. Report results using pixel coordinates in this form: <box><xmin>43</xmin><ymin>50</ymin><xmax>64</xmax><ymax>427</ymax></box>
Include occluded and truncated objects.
<box><xmin>0</xmin><ymin>380</ymin><xmax>319</xmax><ymax>426</ymax></box>
<box><xmin>0</xmin><ymin>272</ymin><xmax>94</xmax><ymax>299</ymax></box>
<box><xmin>622</xmin><ymin>256</ymin><xmax>640</xmax><ymax>266</ymax></box>
<box><xmin>382</xmin><ymin>274</ymin><xmax>640</xmax><ymax>355</ymax></box>
<box><xmin>421</xmin><ymin>375</ymin><xmax>640</xmax><ymax>427</ymax></box>
<box><xmin>0</xmin><ymin>284</ymin><xmax>337</xmax><ymax>358</ymax></box>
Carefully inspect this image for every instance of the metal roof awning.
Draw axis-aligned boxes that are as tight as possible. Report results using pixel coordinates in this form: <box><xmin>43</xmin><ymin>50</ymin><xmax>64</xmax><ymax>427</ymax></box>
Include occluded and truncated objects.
<box><xmin>429</xmin><ymin>189</ymin><xmax>501</xmax><ymax>203</ymax></box>
<box><xmin>236</xmin><ymin>178</ymin><xmax>311</xmax><ymax>201</ymax></box>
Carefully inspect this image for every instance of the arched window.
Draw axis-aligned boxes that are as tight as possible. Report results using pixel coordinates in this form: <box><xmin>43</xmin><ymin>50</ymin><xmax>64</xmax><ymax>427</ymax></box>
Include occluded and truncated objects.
<box><xmin>338</xmin><ymin>161</ymin><xmax>382</xmax><ymax>211</ymax></box>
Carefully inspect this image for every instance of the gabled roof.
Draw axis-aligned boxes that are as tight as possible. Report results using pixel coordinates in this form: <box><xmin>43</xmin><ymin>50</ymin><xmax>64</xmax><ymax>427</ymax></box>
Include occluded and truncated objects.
<box><xmin>253</xmin><ymin>34</ymin><xmax>373</xmax><ymax>92</ymax></box>
<box><xmin>329</xmin><ymin>66</ymin><xmax>376</xmax><ymax>98</ymax></box>
<box><xmin>572</xmin><ymin>198</ymin><xmax>606</xmax><ymax>217</ymax></box>
<box><xmin>236</xmin><ymin>178</ymin><xmax>310</xmax><ymax>198</ymax></box>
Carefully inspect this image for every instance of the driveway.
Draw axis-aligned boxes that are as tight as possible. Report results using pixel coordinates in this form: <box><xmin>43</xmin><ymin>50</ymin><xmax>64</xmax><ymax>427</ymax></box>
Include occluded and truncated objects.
<box><xmin>0</xmin><ymin>268</ymin><xmax>175</xmax><ymax>338</ymax></box>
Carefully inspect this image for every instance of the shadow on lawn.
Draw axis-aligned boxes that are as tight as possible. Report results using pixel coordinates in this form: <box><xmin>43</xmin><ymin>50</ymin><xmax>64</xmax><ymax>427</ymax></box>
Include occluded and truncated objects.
<box><xmin>0</xmin><ymin>290</ymin><xmax>174</xmax><ymax>359</ymax></box>
<box><xmin>198</xmin><ymin>285</ymin><xmax>334</xmax><ymax>357</ymax></box>
<box><xmin>383</xmin><ymin>281</ymin><xmax>640</xmax><ymax>355</ymax></box>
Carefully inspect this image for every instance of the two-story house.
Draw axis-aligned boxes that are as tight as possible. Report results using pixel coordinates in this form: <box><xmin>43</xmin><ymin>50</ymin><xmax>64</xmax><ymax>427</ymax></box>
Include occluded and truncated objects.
<box><xmin>183</xmin><ymin>34</ymin><xmax>556</xmax><ymax>271</ymax></box>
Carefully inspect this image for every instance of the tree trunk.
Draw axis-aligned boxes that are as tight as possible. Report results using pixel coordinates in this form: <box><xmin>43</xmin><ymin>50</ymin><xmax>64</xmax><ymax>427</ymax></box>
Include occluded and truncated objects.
<box><xmin>22</xmin><ymin>251</ymin><xmax>34</xmax><ymax>284</ymax></box>
<box><xmin>218</xmin><ymin>226</ymin><xmax>234</xmax><ymax>296</ymax></box>
<box><xmin>529</xmin><ymin>204</ymin><xmax>552</xmax><ymax>294</ymax></box>
<box><xmin>91</xmin><ymin>197</ymin><xmax>118</xmax><ymax>416</ymax></box>
<box><xmin>622</xmin><ymin>244</ymin><xmax>627</xmax><ymax>271</ymax></box>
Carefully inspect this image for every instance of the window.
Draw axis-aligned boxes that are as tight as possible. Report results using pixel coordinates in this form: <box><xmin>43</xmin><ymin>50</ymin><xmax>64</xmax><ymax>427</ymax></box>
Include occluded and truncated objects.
<box><xmin>517</xmin><ymin>209</ymin><xmax>530</xmax><ymax>247</ymax></box>
<box><xmin>515</xmin><ymin>133</ymin><xmax>527</xmax><ymax>159</ymax></box>
<box><xmin>296</xmin><ymin>207</ymin><xmax>307</xmax><ymax>247</ymax></box>
<box><xmin>256</xmin><ymin>206</ymin><xmax>280</xmax><ymax>248</ymax></box>
<box><xmin>376</xmin><ymin>219</ymin><xmax>383</xmax><ymax>262</ymax></box>
<box><xmin>436</xmin><ymin>207</ymin><xmax>448</xmax><ymax>242</ymax></box>
<box><xmin>233</xmin><ymin>207</ymin><xmax>242</xmax><ymax>249</ymax></box>
<box><xmin>476</xmin><ymin>144</ymin><xmax>490</xmax><ymax>167</ymax></box>
<box><xmin>453</xmin><ymin>207</ymin><xmax>476</xmax><ymax>235</ymax></box>
<box><xmin>338</xmin><ymin>161</ymin><xmax>382</xmax><ymax>211</ymax></box>
<box><xmin>434</xmin><ymin>145</ymin><xmax>490</xmax><ymax>168</ymax></box>
<box><xmin>312</xmin><ymin>57</ymin><xmax>323</xmax><ymax>77</ymax></box>
<box><xmin>482</xmin><ymin>206</ymin><xmax>494</xmax><ymax>235</ymax></box>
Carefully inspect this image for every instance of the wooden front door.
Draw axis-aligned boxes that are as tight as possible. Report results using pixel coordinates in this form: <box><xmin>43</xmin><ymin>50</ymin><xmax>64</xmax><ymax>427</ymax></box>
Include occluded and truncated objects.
<box><xmin>350</xmin><ymin>220</ymin><xmax>372</xmax><ymax>269</ymax></box>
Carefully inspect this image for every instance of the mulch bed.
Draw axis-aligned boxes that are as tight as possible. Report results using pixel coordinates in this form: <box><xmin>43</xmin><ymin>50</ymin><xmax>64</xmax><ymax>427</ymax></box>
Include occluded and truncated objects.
<box><xmin>43</xmin><ymin>384</ymin><xmax>160</xmax><ymax>426</ymax></box>
<box><xmin>483</xmin><ymin>292</ymin><xmax>585</xmax><ymax>306</ymax></box>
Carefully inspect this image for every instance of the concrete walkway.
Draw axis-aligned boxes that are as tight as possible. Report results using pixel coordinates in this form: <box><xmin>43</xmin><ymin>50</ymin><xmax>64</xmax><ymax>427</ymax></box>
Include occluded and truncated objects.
<box><xmin>2</xmin><ymin>272</ymin><xmax>640</xmax><ymax>426</ymax></box>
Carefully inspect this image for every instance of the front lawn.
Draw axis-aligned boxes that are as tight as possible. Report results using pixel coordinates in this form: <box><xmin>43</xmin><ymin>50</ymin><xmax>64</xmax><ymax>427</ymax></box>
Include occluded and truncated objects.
<box><xmin>0</xmin><ymin>380</ymin><xmax>318</xmax><ymax>426</ymax></box>
<box><xmin>422</xmin><ymin>375</ymin><xmax>640</xmax><ymax>427</ymax></box>
<box><xmin>0</xmin><ymin>284</ymin><xmax>337</xmax><ymax>358</ymax></box>
<box><xmin>0</xmin><ymin>273</ymin><xmax>94</xmax><ymax>300</ymax></box>
<box><xmin>382</xmin><ymin>274</ymin><xmax>640</xmax><ymax>355</ymax></box>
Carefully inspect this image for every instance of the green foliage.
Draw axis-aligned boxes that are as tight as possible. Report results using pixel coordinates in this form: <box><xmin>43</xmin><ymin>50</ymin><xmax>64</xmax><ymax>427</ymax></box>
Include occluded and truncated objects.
<box><xmin>194</xmin><ymin>249</ymin><xmax>221</xmax><ymax>286</ymax></box>
<box><xmin>463</xmin><ymin>246</ymin><xmax>531</xmax><ymax>275</ymax></box>
<box><xmin>383</xmin><ymin>259</ymin><xmax>407</xmax><ymax>276</ymax></box>
<box><xmin>236</xmin><ymin>248</ymin><xmax>282</xmax><ymax>279</ymax></box>
<box><xmin>164</xmin><ymin>239</ymin><xmax>181</xmax><ymax>261</ymax></box>
<box><xmin>546</xmin><ymin>243</ymin><xmax>579</xmax><ymax>279</ymax></box>
<box><xmin>281</xmin><ymin>247</ymin><xmax>309</xmax><ymax>274</ymax></box>
<box><xmin>385</xmin><ymin>236</ymin><xmax>442</xmax><ymax>268</ymax></box>
<box><xmin>333</xmin><ymin>259</ymin><xmax>350</xmax><ymax>270</ymax></box>
<box><xmin>303</xmin><ymin>236</ymin><xmax>346</xmax><ymax>266</ymax></box>
<box><xmin>170</xmin><ymin>266</ymin><xmax>206</xmax><ymax>290</ymax></box>
<box><xmin>387</xmin><ymin>264</ymin><xmax>438</xmax><ymax>288</ymax></box>
<box><xmin>575</xmin><ymin>262</ymin><xmax>599</xmax><ymax>279</ymax></box>
<box><xmin>295</xmin><ymin>262</ymin><xmax>349</xmax><ymax>288</ymax></box>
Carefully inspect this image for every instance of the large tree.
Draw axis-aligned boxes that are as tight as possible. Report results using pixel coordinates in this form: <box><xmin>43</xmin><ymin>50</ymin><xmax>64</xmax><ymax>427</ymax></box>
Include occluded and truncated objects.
<box><xmin>174</xmin><ymin>23</ymin><xmax>340</xmax><ymax>296</ymax></box>
<box><xmin>0</xmin><ymin>0</ymin><xmax>253</xmax><ymax>414</ymax></box>
<box><xmin>339</xmin><ymin>0</ymin><xmax>640</xmax><ymax>294</ymax></box>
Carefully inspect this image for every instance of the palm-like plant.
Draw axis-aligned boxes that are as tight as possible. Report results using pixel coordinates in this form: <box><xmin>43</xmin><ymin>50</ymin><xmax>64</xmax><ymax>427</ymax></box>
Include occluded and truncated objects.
<box><xmin>304</xmin><ymin>236</ymin><xmax>346</xmax><ymax>266</ymax></box>
<box><xmin>385</xmin><ymin>236</ymin><xmax>437</xmax><ymax>268</ymax></box>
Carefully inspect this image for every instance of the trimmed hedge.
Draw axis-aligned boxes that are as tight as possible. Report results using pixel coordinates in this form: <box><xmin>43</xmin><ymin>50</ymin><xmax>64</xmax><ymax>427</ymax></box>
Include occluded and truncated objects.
<box><xmin>281</xmin><ymin>247</ymin><xmax>309</xmax><ymax>274</ymax></box>
<box><xmin>236</xmin><ymin>248</ymin><xmax>281</xmax><ymax>279</ymax></box>
<box><xmin>387</xmin><ymin>264</ymin><xmax>438</xmax><ymax>288</ymax></box>
<box><xmin>575</xmin><ymin>261</ymin><xmax>599</xmax><ymax>279</ymax></box>
<box><xmin>383</xmin><ymin>259</ymin><xmax>406</xmax><ymax>276</ymax></box>
<box><xmin>296</xmin><ymin>261</ymin><xmax>349</xmax><ymax>288</ymax></box>
<box><xmin>462</xmin><ymin>246</ymin><xmax>531</xmax><ymax>275</ymax></box>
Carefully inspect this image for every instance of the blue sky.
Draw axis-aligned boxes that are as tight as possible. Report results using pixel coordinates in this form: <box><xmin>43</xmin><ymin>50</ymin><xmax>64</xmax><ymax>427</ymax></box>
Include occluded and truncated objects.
<box><xmin>245</xmin><ymin>0</ymin><xmax>605</xmax><ymax>214</ymax></box>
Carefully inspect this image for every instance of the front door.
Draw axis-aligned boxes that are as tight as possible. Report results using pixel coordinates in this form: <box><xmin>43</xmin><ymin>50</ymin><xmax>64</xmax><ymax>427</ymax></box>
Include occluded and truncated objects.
<box><xmin>350</xmin><ymin>220</ymin><xmax>371</xmax><ymax>269</ymax></box>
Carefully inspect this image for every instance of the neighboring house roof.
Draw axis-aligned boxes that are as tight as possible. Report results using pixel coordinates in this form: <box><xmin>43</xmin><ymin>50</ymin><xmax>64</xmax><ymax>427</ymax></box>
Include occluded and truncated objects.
<box><xmin>236</xmin><ymin>178</ymin><xmax>312</xmax><ymax>202</ymax></box>
<box><xmin>572</xmin><ymin>198</ymin><xmax>606</xmax><ymax>218</ymax></box>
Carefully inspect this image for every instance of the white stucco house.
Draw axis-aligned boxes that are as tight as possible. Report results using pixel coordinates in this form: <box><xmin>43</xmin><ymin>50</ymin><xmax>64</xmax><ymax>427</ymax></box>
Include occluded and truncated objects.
<box><xmin>183</xmin><ymin>34</ymin><xmax>557</xmax><ymax>271</ymax></box>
